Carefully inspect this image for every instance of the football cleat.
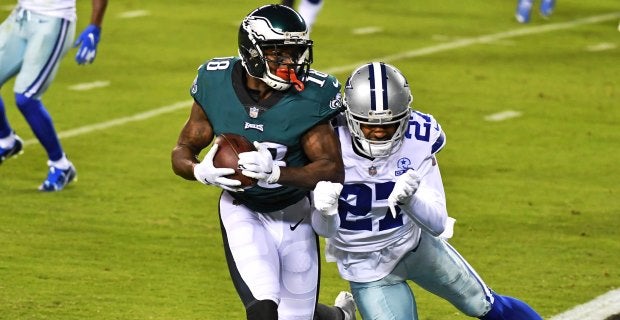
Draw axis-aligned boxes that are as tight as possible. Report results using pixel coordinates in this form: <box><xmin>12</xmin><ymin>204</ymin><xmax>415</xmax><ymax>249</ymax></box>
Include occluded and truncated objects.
<box><xmin>0</xmin><ymin>134</ymin><xmax>24</xmax><ymax>165</ymax></box>
<box><xmin>540</xmin><ymin>0</ymin><xmax>556</xmax><ymax>18</ymax></box>
<box><xmin>335</xmin><ymin>291</ymin><xmax>357</xmax><ymax>320</ymax></box>
<box><xmin>39</xmin><ymin>163</ymin><xmax>77</xmax><ymax>192</ymax></box>
<box><xmin>515</xmin><ymin>0</ymin><xmax>533</xmax><ymax>23</ymax></box>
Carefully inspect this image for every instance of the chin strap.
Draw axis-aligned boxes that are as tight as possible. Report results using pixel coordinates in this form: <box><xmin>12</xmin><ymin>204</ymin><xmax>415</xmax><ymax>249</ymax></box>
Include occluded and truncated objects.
<box><xmin>276</xmin><ymin>67</ymin><xmax>305</xmax><ymax>92</ymax></box>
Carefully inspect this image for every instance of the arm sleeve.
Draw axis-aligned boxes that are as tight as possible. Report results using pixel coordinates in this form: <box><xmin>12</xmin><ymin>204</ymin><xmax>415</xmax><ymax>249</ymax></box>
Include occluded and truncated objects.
<box><xmin>399</xmin><ymin>157</ymin><xmax>448</xmax><ymax>237</ymax></box>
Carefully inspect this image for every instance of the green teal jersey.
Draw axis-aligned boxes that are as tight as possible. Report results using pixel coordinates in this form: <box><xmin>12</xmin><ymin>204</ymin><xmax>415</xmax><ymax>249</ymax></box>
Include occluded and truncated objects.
<box><xmin>190</xmin><ymin>57</ymin><xmax>342</xmax><ymax>212</ymax></box>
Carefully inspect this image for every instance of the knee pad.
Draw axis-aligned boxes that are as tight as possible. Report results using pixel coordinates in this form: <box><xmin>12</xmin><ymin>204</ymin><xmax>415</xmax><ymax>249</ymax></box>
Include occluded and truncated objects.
<box><xmin>246</xmin><ymin>299</ymin><xmax>278</xmax><ymax>320</ymax></box>
<box><xmin>281</xmin><ymin>244</ymin><xmax>318</xmax><ymax>294</ymax></box>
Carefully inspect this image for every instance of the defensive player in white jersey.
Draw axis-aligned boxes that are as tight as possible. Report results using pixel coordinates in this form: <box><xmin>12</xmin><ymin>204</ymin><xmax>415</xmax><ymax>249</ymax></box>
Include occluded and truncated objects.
<box><xmin>0</xmin><ymin>0</ymin><xmax>107</xmax><ymax>191</ymax></box>
<box><xmin>311</xmin><ymin>62</ymin><xmax>543</xmax><ymax>320</ymax></box>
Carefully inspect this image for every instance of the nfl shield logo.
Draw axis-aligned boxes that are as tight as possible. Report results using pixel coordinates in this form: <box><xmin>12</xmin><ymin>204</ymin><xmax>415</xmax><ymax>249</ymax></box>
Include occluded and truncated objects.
<box><xmin>368</xmin><ymin>165</ymin><xmax>377</xmax><ymax>176</ymax></box>
<box><xmin>249</xmin><ymin>107</ymin><xmax>259</xmax><ymax>118</ymax></box>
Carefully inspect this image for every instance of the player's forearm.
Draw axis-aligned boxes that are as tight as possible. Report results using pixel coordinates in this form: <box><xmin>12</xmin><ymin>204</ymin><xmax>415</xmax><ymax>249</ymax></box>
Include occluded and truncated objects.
<box><xmin>277</xmin><ymin>159</ymin><xmax>344</xmax><ymax>189</ymax></box>
<box><xmin>401</xmin><ymin>189</ymin><xmax>448</xmax><ymax>237</ymax></box>
<box><xmin>90</xmin><ymin>0</ymin><xmax>108</xmax><ymax>26</ymax></box>
<box><xmin>171</xmin><ymin>146</ymin><xmax>199</xmax><ymax>180</ymax></box>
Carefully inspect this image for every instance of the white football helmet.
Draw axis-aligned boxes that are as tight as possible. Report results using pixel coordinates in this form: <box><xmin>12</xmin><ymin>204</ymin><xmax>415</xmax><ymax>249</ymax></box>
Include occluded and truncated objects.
<box><xmin>343</xmin><ymin>62</ymin><xmax>412</xmax><ymax>158</ymax></box>
<box><xmin>238</xmin><ymin>5</ymin><xmax>313</xmax><ymax>91</ymax></box>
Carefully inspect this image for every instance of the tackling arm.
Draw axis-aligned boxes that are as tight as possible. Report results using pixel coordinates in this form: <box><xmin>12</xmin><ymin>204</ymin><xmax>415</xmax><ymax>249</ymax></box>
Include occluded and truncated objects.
<box><xmin>397</xmin><ymin>157</ymin><xmax>448</xmax><ymax>237</ymax></box>
<box><xmin>310</xmin><ymin>181</ymin><xmax>343</xmax><ymax>238</ymax></box>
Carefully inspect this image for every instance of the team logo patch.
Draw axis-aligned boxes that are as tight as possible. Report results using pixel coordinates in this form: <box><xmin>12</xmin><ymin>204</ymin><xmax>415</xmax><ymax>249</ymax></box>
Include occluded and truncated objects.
<box><xmin>395</xmin><ymin>157</ymin><xmax>412</xmax><ymax>176</ymax></box>
<box><xmin>249</xmin><ymin>106</ymin><xmax>259</xmax><ymax>118</ymax></box>
<box><xmin>190</xmin><ymin>76</ymin><xmax>198</xmax><ymax>94</ymax></box>
<box><xmin>244</xmin><ymin>122</ymin><xmax>264</xmax><ymax>131</ymax></box>
<box><xmin>329</xmin><ymin>92</ymin><xmax>342</xmax><ymax>110</ymax></box>
<box><xmin>368</xmin><ymin>165</ymin><xmax>377</xmax><ymax>176</ymax></box>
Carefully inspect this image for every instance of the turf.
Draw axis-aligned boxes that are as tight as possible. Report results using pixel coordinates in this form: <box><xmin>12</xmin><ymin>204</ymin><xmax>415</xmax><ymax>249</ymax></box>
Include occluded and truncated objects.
<box><xmin>1</xmin><ymin>0</ymin><xmax>618</xmax><ymax>319</ymax></box>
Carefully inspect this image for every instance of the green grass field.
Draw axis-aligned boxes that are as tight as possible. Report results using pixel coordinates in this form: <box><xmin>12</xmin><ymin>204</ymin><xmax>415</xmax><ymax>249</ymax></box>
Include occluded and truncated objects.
<box><xmin>1</xmin><ymin>0</ymin><xmax>618</xmax><ymax>319</ymax></box>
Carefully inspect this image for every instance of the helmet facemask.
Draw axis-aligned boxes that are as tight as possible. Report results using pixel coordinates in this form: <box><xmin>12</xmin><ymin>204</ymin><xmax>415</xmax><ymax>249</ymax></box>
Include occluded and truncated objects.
<box><xmin>344</xmin><ymin>62</ymin><xmax>413</xmax><ymax>158</ymax></box>
<box><xmin>238</xmin><ymin>5</ymin><xmax>313</xmax><ymax>91</ymax></box>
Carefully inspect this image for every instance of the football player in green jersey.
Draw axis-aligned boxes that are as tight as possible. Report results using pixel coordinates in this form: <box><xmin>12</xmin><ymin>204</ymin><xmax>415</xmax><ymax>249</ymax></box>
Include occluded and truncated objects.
<box><xmin>171</xmin><ymin>5</ymin><xmax>355</xmax><ymax>320</ymax></box>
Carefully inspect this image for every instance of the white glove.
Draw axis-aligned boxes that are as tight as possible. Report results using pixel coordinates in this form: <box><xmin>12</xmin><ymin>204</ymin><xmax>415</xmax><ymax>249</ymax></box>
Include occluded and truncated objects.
<box><xmin>313</xmin><ymin>181</ymin><xmax>343</xmax><ymax>217</ymax></box>
<box><xmin>388</xmin><ymin>169</ymin><xmax>421</xmax><ymax>218</ymax></box>
<box><xmin>193</xmin><ymin>144</ymin><xmax>244</xmax><ymax>192</ymax></box>
<box><xmin>238</xmin><ymin>141</ymin><xmax>280</xmax><ymax>184</ymax></box>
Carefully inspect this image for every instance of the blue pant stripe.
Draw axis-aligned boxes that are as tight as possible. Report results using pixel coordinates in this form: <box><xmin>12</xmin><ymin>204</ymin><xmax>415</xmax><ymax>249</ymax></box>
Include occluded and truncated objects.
<box><xmin>24</xmin><ymin>19</ymin><xmax>70</xmax><ymax>98</ymax></box>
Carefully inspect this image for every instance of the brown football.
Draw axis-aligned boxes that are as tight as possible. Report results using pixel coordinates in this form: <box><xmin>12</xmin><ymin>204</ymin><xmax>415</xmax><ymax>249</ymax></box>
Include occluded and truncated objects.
<box><xmin>212</xmin><ymin>133</ymin><xmax>258</xmax><ymax>189</ymax></box>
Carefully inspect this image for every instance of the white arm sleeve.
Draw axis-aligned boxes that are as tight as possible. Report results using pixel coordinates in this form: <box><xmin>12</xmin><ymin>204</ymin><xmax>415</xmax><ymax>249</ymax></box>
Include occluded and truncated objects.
<box><xmin>311</xmin><ymin>208</ymin><xmax>340</xmax><ymax>238</ymax></box>
<box><xmin>399</xmin><ymin>159</ymin><xmax>448</xmax><ymax>237</ymax></box>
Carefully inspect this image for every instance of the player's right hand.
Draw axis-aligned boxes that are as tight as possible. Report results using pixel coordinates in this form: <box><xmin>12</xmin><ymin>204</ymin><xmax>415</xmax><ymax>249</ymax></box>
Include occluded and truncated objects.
<box><xmin>387</xmin><ymin>169</ymin><xmax>421</xmax><ymax>217</ymax></box>
<box><xmin>312</xmin><ymin>181</ymin><xmax>343</xmax><ymax>217</ymax></box>
<box><xmin>193</xmin><ymin>144</ymin><xmax>244</xmax><ymax>192</ymax></box>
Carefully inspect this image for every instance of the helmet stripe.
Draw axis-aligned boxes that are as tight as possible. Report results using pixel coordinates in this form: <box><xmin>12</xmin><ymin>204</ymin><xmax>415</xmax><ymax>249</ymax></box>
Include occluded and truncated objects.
<box><xmin>368</xmin><ymin>63</ymin><xmax>377</xmax><ymax>111</ymax></box>
<box><xmin>368</xmin><ymin>62</ymin><xmax>388</xmax><ymax>112</ymax></box>
<box><xmin>379</xmin><ymin>62</ymin><xmax>388</xmax><ymax>111</ymax></box>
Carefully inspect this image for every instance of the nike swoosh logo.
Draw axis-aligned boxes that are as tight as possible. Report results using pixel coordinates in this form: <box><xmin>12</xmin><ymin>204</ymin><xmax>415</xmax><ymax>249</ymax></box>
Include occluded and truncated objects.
<box><xmin>289</xmin><ymin>218</ymin><xmax>304</xmax><ymax>231</ymax></box>
<box><xmin>332</xmin><ymin>80</ymin><xmax>339</xmax><ymax>87</ymax></box>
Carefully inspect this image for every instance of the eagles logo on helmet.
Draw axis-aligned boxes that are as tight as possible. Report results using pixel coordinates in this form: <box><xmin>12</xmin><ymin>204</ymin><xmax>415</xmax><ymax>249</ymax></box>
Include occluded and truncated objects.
<box><xmin>238</xmin><ymin>4</ymin><xmax>313</xmax><ymax>92</ymax></box>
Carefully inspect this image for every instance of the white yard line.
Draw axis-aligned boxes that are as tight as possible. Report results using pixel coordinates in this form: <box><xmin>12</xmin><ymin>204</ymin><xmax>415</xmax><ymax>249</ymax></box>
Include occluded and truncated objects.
<box><xmin>324</xmin><ymin>12</ymin><xmax>620</xmax><ymax>75</ymax></box>
<box><xmin>68</xmin><ymin>80</ymin><xmax>110</xmax><ymax>91</ymax></box>
<box><xmin>23</xmin><ymin>100</ymin><xmax>193</xmax><ymax>146</ymax></box>
<box><xmin>484</xmin><ymin>110</ymin><xmax>522</xmax><ymax>122</ymax></box>
<box><xmin>548</xmin><ymin>289</ymin><xmax>620</xmax><ymax>320</ymax></box>
<box><xmin>117</xmin><ymin>10</ymin><xmax>150</xmax><ymax>19</ymax></box>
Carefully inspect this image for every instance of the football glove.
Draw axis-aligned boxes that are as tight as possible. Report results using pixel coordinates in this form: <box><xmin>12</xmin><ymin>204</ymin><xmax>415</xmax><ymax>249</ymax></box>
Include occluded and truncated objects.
<box><xmin>238</xmin><ymin>141</ymin><xmax>280</xmax><ymax>184</ymax></box>
<box><xmin>74</xmin><ymin>24</ymin><xmax>101</xmax><ymax>64</ymax></box>
<box><xmin>388</xmin><ymin>169</ymin><xmax>421</xmax><ymax>218</ymax></box>
<box><xmin>313</xmin><ymin>181</ymin><xmax>343</xmax><ymax>217</ymax></box>
<box><xmin>193</xmin><ymin>144</ymin><xmax>244</xmax><ymax>192</ymax></box>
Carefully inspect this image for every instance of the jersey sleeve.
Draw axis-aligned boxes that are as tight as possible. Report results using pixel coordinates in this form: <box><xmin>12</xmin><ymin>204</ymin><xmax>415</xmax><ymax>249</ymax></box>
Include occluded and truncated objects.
<box><xmin>190</xmin><ymin>57</ymin><xmax>237</xmax><ymax>108</ymax></box>
<box><xmin>414</xmin><ymin>110</ymin><xmax>446</xmax><ymax>155</ymax></box>
<box><xmin>317</xmin><ymin>74</ymin><xmax>344</xmax><ymax>119</ymax></box>
<box><xmin>190</xmin><ymin>63</ymin><xmax>207</xmax><ymax>105</ymax></box>
<box><xmin>302</xmin><ymin>71</ymin><xmax>343</xmax><ymax>122</ymax></box>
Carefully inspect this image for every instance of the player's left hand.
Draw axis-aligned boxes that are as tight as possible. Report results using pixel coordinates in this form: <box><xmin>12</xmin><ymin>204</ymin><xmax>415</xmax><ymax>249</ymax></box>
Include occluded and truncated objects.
<box><xmin>388</xmin><ymin>169</ymin><xmax>421</xmax><ymax>218</ymax></box>
<box><xmin>74</xmin><ymin>24</ymin><xmax>101</xmax><ymax>64</ymax></box>
<box><xmin>313</xmin><ymin>181</ymin><xmax>343</xmax><ymax>217</ymax></box>
<box><xmin>238</xmin><ymin>141</ymin><xmax>280</xmax><ymax>184</ymax></box>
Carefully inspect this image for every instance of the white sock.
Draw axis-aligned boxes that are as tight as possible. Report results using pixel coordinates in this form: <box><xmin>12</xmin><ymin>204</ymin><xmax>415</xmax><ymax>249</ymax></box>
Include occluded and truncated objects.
<box><xmin>0</xmin><ymin>133</ymin><xmax>16</xmax><ymax>149</ymax></box>
<box><xmin>48</xmin><ymin>154</ymin><xmax>72</xmax><ymax>170</ymax></box>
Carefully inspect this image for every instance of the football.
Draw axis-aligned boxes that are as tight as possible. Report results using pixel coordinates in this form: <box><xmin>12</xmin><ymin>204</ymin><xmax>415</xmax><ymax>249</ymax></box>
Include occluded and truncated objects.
<box><xmin>212</xmin><ymin>133</ymin><xmax>258</xmax><ymax>189</ymax></box>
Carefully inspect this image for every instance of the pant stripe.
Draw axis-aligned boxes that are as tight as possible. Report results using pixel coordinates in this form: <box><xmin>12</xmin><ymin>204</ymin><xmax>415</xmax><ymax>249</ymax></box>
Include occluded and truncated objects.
<box><xmin>24</xmin><ymin>18</ymin><xmax>70</xmax><ymax>98</ymax></box>
<box><xmin>443</xmin><ymin>240</ymin><xmax>495</xmax><ymax>303</ymax></box>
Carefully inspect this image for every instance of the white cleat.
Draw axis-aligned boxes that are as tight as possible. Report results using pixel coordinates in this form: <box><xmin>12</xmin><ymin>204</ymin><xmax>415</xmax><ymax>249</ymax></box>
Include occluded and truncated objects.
<box><xmin>335</xmin><ymin>291</ymin><xmax>356</xmax><ymax>320</ymax></box>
